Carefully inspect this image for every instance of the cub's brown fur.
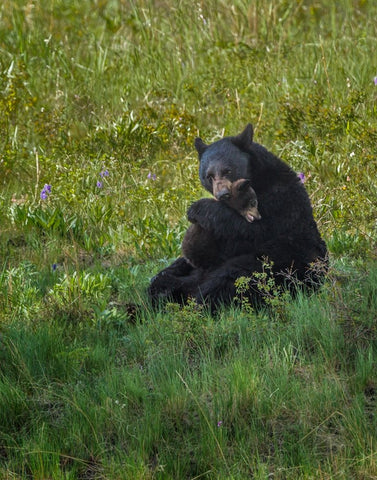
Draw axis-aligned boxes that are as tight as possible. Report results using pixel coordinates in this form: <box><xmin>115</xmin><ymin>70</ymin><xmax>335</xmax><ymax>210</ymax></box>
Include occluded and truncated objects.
<box><xmin>182</xmin><ymin>179</ymin><xmax>260</xmax><ymax>269</ymax></box>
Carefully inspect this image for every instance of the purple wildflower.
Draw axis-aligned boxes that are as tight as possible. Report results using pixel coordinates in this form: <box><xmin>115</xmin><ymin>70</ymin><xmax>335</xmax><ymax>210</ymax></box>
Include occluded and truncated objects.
<box><xmin>52</xmin><ymin>263</ymin><xmax>57</xmax><ymax>271</ymax></box>
<box><xmin>297</xmin><ymin>172</ymin><xmax>306</xmax><ymax>183</ymax></box>
<box><xmin>40</xmin><ymin>184</ymin><xmax>52</xmax><ymax>200</ymax></box>
<box><xmin>97</xmin><ymin>181</ymin><xmax>103</xmax><ymax>188</ymax></box>
<box><xmin>217</xmin><ymin>421</ymin><xmax>223</xmax><ymax>427</ymax></box>
<box><xmin>100</xmin><ymin>169</ymin><xmax>109</xmax><ymax>178</ymax></box>
<box><xmin>374</xmin><ymin>76</ymin><xmax>377</xmax><ymax>86</ymax></box>
<box><xmin>147</xmin><ymin>172</ymin><xmax>157</xmax><ymax>181</ymax></box>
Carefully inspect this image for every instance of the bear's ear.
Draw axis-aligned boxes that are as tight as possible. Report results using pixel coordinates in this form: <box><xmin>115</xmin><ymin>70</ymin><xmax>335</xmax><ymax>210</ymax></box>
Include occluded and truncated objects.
<box><xmin>232</xmin><ymin>123</ymin><xmax>254</xmax><ymax>150</ymax></box>
<box><xmin>194</xmin><ymin>137</ymin><xmax>208</xmax><ymax>156</ymax></box>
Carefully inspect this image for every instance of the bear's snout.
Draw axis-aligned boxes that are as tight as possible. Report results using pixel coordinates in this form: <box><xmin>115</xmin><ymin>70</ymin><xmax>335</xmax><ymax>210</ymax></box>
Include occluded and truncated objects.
<box><xmin>213</xmin><ymin>178</ymin><xmax>232</xmax><ymax>200</ymax></box>
<box><xmin>216</xmin><ymin>189</ymin><xmax>231</xmax><ymax>201</ymax></box>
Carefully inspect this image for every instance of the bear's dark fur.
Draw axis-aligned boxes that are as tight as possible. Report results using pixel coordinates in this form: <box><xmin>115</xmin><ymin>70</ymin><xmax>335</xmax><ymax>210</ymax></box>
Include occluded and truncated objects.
<box><xmin>148</xmin><ymin>124</ymin><xmax>328</xmax><ymax>310</ymax></box>
<box><xmin>182</xmin><ymin>179</ymin><xmax>261</xmax><ymax>269</ymax></box>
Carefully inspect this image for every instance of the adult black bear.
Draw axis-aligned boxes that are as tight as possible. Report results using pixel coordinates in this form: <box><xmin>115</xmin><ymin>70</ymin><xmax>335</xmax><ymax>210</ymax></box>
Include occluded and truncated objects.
<box><xmin>182</xmin><ymin>178</ymin><xmax>261</xmax><ymax>269</ymax></box>
<box><xmin>148</xmin><ymin>124</ymin><xmax>328</xmax><ymax>309</ymax></box>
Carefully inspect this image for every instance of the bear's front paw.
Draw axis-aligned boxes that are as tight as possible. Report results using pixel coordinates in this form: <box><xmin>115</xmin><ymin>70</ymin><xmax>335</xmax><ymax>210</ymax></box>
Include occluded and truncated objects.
<box><xmin>187</xmin><ymin>199</ymin><xmax>212</xmax><ymax>224</ymax></box>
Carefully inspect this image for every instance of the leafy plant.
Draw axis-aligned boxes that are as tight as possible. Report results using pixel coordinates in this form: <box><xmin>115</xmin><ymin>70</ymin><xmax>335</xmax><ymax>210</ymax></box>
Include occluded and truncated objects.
<box><xmin>49</xmin><ymin>270</ymin><xmax>112</xmax><ymax>315</ymax></box>
<box><xmin>235</xmin><ymin>260</ymin><xmax>292</xmax><ymax>320</ymax></box>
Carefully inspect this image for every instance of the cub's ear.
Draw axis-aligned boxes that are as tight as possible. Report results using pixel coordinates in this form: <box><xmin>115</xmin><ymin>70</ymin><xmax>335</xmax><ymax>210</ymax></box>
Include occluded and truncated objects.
<box><xmin>194</xmin><ymin>137</ymin><xmax>208</xmax><ymax>156</ymax></box>
<box><xmin>235</xmin><ymin>179</ymin><xmax>253</xmax><ymax>192</ymax></box>
<box><xmin>232</xmin><ymin>123</ymin><xmax>254</xmax><ymax>150</ymax></box>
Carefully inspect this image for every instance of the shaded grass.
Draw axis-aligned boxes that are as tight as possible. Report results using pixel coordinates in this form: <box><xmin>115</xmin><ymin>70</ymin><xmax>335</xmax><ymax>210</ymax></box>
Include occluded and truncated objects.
<box><xmin>0</xmin><ymin>263</ymin><xmax>377</xmax><ymax>478</ymax></box>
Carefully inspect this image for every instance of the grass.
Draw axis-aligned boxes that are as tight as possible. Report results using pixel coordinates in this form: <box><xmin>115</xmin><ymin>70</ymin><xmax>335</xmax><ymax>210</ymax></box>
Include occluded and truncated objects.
<box><xmin>1</xmin><ymin>271</ymin><xmax>377</xmax><ymax>478</ymax></box>
<box><xmin>1</xmin><ymin>0</ymin><xmax>377</xmax><ymax>478</ymax></box>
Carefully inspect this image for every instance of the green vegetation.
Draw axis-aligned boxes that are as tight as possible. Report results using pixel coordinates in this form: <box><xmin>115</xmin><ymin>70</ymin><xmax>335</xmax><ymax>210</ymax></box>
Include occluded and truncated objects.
<box><xmin>0</xmin><ymin>0</ymin><xmax>376</xmax><ymax>478</ymax></box>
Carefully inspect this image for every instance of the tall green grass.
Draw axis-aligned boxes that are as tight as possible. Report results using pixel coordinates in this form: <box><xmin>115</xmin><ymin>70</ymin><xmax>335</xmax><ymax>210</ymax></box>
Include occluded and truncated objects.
<box><xmin>1</xmin><ymin>0</ymin><xmax>377</xmax><ymax>478</ymax></box>
<box><xmin>1</xmin><ymin>266</ymin><xmax>377</xmax><ymax>478</ymax></box>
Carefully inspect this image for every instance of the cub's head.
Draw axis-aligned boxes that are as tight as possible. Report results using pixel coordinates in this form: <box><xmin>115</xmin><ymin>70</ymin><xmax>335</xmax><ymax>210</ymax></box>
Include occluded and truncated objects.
<box><xmin>225</xmin><ymin>179</ymin><xmax>261</xmax><ymax>223</ymax></box>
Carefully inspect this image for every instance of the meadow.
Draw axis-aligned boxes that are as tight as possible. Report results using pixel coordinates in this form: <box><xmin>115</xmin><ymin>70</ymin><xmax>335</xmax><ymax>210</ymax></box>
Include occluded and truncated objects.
<box><xmin>0</xmin><ymin>0</ymin><xmax>377</xmax><ymax>478</ymax></box>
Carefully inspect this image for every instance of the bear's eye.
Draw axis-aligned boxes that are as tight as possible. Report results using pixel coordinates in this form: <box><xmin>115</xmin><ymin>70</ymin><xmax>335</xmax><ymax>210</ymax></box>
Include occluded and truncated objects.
<box><xmin>223</xmin><ymin>169</ymin><xmax>231</xmax><ymax>176</ymax></box>
<box><xmin>206</xmin><ymin>174</ymin><xmax>213</xmax><ymax>182</ymax></box>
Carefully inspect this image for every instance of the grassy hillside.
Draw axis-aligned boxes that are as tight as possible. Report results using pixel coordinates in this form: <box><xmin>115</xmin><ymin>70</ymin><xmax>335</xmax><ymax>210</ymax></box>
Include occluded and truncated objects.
<box><xmin>0</xmin><ymin>0</ymin><xmax>377</xmax><ymax>478</ymax></box>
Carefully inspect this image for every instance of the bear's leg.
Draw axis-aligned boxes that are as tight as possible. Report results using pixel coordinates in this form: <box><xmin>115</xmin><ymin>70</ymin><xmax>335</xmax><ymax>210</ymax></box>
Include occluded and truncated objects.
<box><xmin>147</xmin><ymin>257</ymin><xmax>201</xmax><ymax>306</ymax></box>
<box><xmin>194</xmin><ymin>254</ymin><xmax>262</xmax><ymax>310</ymax></box>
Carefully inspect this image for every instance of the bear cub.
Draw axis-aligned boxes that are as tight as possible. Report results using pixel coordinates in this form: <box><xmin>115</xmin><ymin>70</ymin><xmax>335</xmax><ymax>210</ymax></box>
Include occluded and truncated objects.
<box><xmin>182</xmin><ymin>179</ymin><xmax>261</xmax><ymax>269</ymax></box>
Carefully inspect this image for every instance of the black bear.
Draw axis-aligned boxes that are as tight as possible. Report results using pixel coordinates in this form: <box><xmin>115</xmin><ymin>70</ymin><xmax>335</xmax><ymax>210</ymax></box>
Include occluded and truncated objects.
<box><xmin>148</xmin><ymin>124</ymin><xmax>328</xmax><ymax>309</ymax></box>
<box><xmin>182</xmin><ymin>178</ymin><xmax>261</xmax><ymax>269</ymax></box>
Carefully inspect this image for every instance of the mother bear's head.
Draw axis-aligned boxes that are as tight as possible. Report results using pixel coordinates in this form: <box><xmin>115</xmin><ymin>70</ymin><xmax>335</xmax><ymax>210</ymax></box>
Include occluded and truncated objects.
<box><xmin>194</xmin><ymin>124</ymin><xmax>255</xmax><ymax>200</ymax></box>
